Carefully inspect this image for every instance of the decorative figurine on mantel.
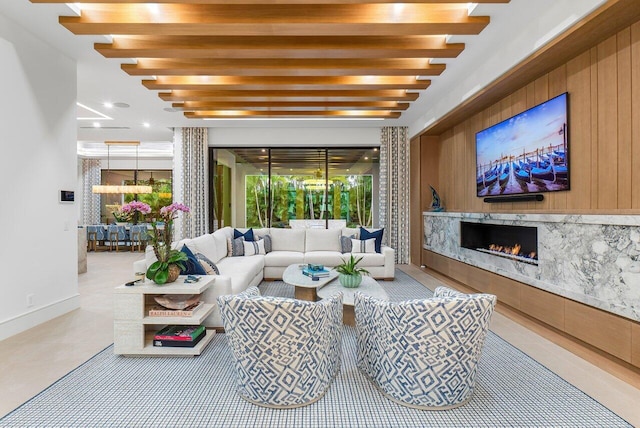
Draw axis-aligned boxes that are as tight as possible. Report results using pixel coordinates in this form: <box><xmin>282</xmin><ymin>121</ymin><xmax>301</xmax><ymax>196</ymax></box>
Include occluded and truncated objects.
<box><xmin>429</xmin><ymin>185</ymin><xmax>444</xmax><ymax>212</ymax></box>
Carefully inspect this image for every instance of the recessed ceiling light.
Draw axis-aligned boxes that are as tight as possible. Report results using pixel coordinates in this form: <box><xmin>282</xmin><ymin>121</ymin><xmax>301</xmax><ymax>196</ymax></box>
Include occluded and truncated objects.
<box><xmin>103</xmin><ymin>102</ymin><xmax>113</xmax><ymax>109</ymax></box>
<box><xmin>93</xmin><ymin>122</ymin><xmax>101</xmax><ymax>128</ymax></box>
<box><xmin>364</xmin><ymin>157</ymin><xmax>369</xmax><ymax>160</ymax></box>
<box><xmin>373</xmin><ymin>148</ymin><xmax>378</xmax><ymax>152</ymax></box>
<box><xmin>113</xmin><ymin>102</ymin><xmax>130</xmax><ymax>108</ymax></box>
<box><xmin>143</xmin><ymin>122</ymin><xmax>150</xmax><ymax>128</ymax></box>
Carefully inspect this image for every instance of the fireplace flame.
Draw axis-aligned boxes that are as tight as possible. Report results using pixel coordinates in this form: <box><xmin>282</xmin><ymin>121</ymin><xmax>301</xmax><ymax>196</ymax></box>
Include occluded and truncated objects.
<box><xmin>488</xmin><ymin>243</ymin><xmax>535</xmax><ymax>260</ymax></box>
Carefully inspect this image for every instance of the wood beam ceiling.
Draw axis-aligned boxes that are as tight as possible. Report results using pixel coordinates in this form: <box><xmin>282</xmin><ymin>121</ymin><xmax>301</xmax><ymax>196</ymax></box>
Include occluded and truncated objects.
<box><xmin>31</xmin><ymin>0</ymin><xmax>510</xmax><ymax>120</ymax></box>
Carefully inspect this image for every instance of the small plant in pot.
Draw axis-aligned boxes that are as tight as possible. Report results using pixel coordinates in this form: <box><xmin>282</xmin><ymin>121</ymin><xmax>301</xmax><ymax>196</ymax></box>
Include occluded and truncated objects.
<box><xmin>335</xmin><ymin>254</ymin><xmax>369</xmax><ymax>288</ymax></box>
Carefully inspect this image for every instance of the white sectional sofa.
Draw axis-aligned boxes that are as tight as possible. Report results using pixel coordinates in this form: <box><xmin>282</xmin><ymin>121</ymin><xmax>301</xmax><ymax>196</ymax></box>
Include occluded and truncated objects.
<box><xmin>133</xmin><ymin>226</ymin><xmax>395</xmax><ymax>328</ymax></box>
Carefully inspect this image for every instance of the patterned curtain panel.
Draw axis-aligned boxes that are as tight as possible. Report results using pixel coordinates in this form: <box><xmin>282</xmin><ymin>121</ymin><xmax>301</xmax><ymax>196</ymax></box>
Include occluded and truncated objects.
<box><xmin>379</xmin><ymin>127</ymin><xmax>410</xmax><ymax>264</ymax></box>
<box><xmin>82</xmin><ymin>159</ymin><xmax>101</xmax><ymax>225</ymax></box>
<box><xmin>178</xmin><ymin>127</ymin><xmax>208</xmax><ymax>238</ymax></box>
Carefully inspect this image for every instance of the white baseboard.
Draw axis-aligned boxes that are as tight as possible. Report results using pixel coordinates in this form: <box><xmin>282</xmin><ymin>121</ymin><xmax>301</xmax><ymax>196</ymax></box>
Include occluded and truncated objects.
<box><xmin>0</xmin><ymin>294</ymin><xmax>80</xmax><ymax>341</ymax></box>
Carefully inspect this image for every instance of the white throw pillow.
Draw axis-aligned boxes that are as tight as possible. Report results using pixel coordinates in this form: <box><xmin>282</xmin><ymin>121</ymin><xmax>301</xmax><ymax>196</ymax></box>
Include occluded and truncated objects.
<box><xmin>351</xmin><ymin>238</ymin><xmax>376</xmax><ymax>254</ymax></box>
<box><xmin>243</xmin><ymin>239</ymin><xmax>266</xmax><ymax>256</ymax></box>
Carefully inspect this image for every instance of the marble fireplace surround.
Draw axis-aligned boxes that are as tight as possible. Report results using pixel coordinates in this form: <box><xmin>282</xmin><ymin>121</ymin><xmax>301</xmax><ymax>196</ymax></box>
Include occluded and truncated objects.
<box><xmin>423</xmin><ymin>212</ymin><xmax>640</xmax><ymax>322</ymax></box>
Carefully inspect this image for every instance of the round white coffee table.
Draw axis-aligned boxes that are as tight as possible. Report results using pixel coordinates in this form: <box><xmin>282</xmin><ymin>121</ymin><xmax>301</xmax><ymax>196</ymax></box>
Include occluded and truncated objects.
<box><xmin>317</xmin><ymin>276</ymin><xmax>389</xmax><ymax>326</ymax></box>
<box><xmin>282</xmin><ymin>264</ymin><xmax>339</xmax><ymax>301</ymax></box>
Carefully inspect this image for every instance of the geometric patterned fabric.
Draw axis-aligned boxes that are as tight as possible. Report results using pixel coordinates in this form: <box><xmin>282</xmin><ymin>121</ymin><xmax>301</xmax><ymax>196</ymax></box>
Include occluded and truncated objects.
<box><xmin>176</xmin><ymin>127</ymin><xmax>209</xmax><ymax>239</ymax></box>
<box><xmin>355</xmin><ymin>286</ymin><xmax>496</xmax><ymax>410</ymax></box>
<box><xmin>379</xmin><ymin>126</ymin><xmax>410</xmax><ymax>264</ymax></box>
<box><xmin>81</xmin><ymin>159</ymin><xmax>101</xmax><ymax>225</ymax></box>
<box><xmin>217</xmin><ymin>287</ymin><xmax>343</xmax><ymax>408</ymax></box>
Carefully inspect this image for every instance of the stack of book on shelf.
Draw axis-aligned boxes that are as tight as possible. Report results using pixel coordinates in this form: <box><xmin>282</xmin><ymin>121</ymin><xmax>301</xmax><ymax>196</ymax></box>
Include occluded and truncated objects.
<box><xmin>153</xmin><ymin>325</ymin><xmax>206</xmax><ymax>347</ymax></box>
<box><xmin>302</xmin><ymin>264</ymin><xmax>331</xmax><ymax>280</ymax></box>
<box><xmin>148</xmin><ymin>301</ymin><xmax>204</xmax><ymax>317</ymax></box>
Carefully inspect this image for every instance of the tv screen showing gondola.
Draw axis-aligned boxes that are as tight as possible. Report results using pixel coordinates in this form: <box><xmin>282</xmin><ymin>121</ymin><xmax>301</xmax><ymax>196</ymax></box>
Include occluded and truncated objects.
<box><xmin>476</xmin><ymin>92</ymin><xmax>569</xmax><ymax>197</ymax></box>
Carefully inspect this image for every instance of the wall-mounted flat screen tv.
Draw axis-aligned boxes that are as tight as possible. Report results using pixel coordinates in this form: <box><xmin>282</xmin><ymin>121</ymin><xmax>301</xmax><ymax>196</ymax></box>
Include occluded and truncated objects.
<box><xmin>476</xmin><ymin>92</ymin><xmax>569</xmax><ymax>197</ymax></box>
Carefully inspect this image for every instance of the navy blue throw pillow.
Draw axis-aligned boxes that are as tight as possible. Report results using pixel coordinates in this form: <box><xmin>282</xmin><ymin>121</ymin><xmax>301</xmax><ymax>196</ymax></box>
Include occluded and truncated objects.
<box><xmin>359</xmin><ymin>227</ymin><xmax>384</xmax><ymax>253</ymax></box>
<box><xmin>234</xmin><ymin>228</ymin><xmax>255</xmax><ymax>242</ymax></box>
<box><xmin>179</xmin><ymin>245</ymin><xmax>207</xmax><ymax>275</ymax></box>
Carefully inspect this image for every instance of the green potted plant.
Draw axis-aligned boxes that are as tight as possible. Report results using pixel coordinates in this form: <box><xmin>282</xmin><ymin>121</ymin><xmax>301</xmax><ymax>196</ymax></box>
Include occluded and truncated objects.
<box><xmin>146</xmin><ymin>202</ymin><xmax>190</xmax><ymax>285</ymax></box>
<box><xmin>335</xmin><ymin>254</ymin><xmax>369</xmax><ymax>288</ymax></box>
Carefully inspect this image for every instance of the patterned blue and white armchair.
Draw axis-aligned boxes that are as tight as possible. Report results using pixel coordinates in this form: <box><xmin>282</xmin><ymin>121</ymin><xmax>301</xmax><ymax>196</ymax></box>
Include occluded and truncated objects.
<box><xmin>217</xmin><ymin>287</ymin><xmax>343</xmax><ymax>408</ymax></box>
<box><xmin>355</xmin><ymin>286</ymin><xmax>496</xmax><ymax>410</ymax></box>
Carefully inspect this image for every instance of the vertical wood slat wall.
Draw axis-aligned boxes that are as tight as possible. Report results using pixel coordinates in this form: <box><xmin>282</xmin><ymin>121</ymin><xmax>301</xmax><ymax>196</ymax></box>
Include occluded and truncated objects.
<box><xmin>432</xmin><ymin>22</ymin><xmax>640</xmax><ymax>214</ymax></box>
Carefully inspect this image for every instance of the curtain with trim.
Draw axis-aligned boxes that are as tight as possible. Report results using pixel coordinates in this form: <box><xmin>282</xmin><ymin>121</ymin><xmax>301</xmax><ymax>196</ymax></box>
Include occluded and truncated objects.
<box><xmin>176</xmin><ymin>128</ymin><xmax>208</xmax><ymax>239</ymax></box>
<box><xmin>82</xmin><ymin>159</ymin><xmax>101</xmax><ymax>225</ymax></box>
<box><xmin>379</xmin><ymin>127</ymin><xmax>410</xmax><ymax>264</ymax></box>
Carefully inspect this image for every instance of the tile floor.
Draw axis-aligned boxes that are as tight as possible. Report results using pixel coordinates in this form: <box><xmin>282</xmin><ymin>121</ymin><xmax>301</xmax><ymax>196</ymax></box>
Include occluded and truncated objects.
<box><xmin>0</xmin><ymin>253</ymin><xmax>639</xmax><ymax>426</ymax></box>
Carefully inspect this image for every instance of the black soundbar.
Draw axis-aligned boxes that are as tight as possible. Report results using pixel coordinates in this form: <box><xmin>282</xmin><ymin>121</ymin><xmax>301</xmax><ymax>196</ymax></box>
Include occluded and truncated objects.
<box><xmin>483</xmin><ymin>194</ymin><xmax>544</xmax><ymax>203</ymax></box>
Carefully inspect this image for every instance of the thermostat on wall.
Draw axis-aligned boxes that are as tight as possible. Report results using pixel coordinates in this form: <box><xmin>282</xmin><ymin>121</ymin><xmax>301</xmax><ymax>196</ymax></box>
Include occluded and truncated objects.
<box><xmin>59</xmin><ymin>190</ymin><xmax>75</xmax><ymax>203</ymax></box>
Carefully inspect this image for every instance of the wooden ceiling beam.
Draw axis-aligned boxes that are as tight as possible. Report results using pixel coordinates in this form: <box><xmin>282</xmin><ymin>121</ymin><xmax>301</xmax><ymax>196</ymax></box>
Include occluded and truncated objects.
<box><xmin>143</xmin><ymin>76</ymin><xmax>431</xmax><ymax>91</ymax></box>
<box><xmin>184</xmin><ymin>110</ymin><xmax>402</xmax><ymax>118</ymax></box>
<box><xmin>65</xmin><ymin>22</ymin><xmax>488</xmax><ymax>37</ymax></box>
<box><xmin>159</xmin><ymin>90</ymin><xmax>420</xmax><ymax>102</ymax></box>
<box><xmin>122</xmin><ymin>59</ymin><xmax>445</xmax><ymax>77</ymax></box>
<box><xmin>97</xmin><ymin>35</ymin><xmax>464</xmax><ymax>59</ymax></box>
<box><xmin>33</xmin><ymin>0</ymin><xmax>510</xmax><ymax>4</ymax></box>
<box><xmin>173</xmin><ymin>101</ymin><xmax>410</xmax><ymax>111</ymax></box>
<box><xmin>59</xmin><ymin>4</ymin><xmax>489</xmax><ymax>36</ymax></box>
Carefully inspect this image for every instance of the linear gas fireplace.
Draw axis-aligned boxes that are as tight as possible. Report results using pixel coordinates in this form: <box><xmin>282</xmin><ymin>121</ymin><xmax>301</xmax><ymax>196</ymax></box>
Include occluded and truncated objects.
<box><xmin>460</xmin><ymin>222</ymin><xmax>538</xmax><ymax>265</ymax></box>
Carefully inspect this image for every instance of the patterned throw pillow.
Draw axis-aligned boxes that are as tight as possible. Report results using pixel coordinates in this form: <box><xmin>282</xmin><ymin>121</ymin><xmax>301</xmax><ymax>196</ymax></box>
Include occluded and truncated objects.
<box><xmin>340</xmin><ymin>235</ymin><xmax>353</xmax><ymax>253</ymax></box>
<box><xmin>195</xmin><ymin>253</ymin><xmax>220</xmax><ymax>275</ymax></box>
<box><xmin>227</xmin><ymin>236</ymin><xmax>245</xmax><ymax>257</ymax></box>
<box><xmin>350</xmin><ymin>238</ymin><xmax>376</xmax><ymax>254</ymax></box>
<box><xmin>234</xmin><ymin>228</ymin><xmax>255</xmax><ymax>242</ymax></box>
<box><xmin>243</xmin><ymin>239</ymin><xmax>266</xmax><ymax>256</ymax></box>
<box><xmin>179</xmin><ymin>245</ymin><xmax>208</xmax><ymax>275</ymax></box>
<box><xmin>262</xmin><ymin>234</ymin><xmax>272</xmax><ymax>253</ymax></box>
<box><xmin>360</xmin><ymin>227</ymin><xmax>384</xmax><ymax>253</ymax></box>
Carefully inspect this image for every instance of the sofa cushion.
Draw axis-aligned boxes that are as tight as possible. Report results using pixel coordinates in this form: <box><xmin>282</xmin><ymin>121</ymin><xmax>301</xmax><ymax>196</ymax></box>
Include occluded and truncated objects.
<box><xmin>342</xmin><ymin>227</ymin><xmax>360</xmax><ymax>239</ymax></box>
<box><xmin>304</xmin><ymin>251</ymin><xmax>344</xmax><ymax>267</ymax></box>
<box><xmin>234</xmin><ymin>228</ymin><xmax>255</xmax><ymax>241</ymax></box>
<box><xmin>347</xmin><ymin>252</ymin><xmax>385</xmax><ymax>267</ymax></box>
<box><xmin>211</xmin><ymin>229</ymin><xmax>230</xmax><ymax>263</ymax></box>
<box><xmin>340</xmin><ymin>236</ymin><xmax>352</xmax><ymax>253</ymax></box>
<box><xmin>305</xmin><ymin>228</ymin><xmax>341</xmax><ymax>252</ymax></box>
<box><xmin>270</xmin><ymin>228</ymin><xmax>306</xmax><ymax>252</ymax></box>
<box><xmin>179</xmin><ymin>245</ymin><xmax>208</xmax><ymax>275</ymax></box>
<box><xmin>189</xmin><ymin>234</ymin><xmax>219</xmax><ymax>262</ymax></box>
<box><xmin>264</xmin><ymin>251</ymin><xmax>304</xmax><ymax>267</ymax></box>
<box><xmin>196</xmin><ymin>253</ymin><xmax>220</xmax><ymax>275</ymax></box>
<box><xmin>244</xmin><ymin>239</ymin><xmax>267</xmax><ymax>256</ymax></box>
<box><xmin>360</xmin><ymin>227</ymin><xmax>384</xmax><ymax>253</ymax></box>
<box><xmin>228</xmin><ymin>237</ymin><xmax>245</xmax><ymax>257</ymax></box>
<box><xmin>350</xmin><ymin>238</ymin><xmax>376</xmax><ymax>254</ymax></box>
<box><xmin>216</xmin><ymin>255</ymin><xmax>264</xmax><ymax>288</ymax></box>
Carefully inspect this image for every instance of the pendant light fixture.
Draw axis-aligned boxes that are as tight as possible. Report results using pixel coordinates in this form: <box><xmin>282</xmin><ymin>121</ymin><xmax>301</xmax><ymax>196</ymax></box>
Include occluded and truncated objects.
<box><xmin>304</xmin><ymin>150</ymin><xmax>332</xmax><ymax>190</ymax></box>
<box><xmin>92</xmin><ymin>141</ymin><xmax>153</xmax><ymax>194</ymax></box>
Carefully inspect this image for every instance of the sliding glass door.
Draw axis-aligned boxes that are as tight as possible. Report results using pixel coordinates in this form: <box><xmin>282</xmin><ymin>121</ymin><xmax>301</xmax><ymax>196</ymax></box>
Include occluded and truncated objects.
<box><xmin>208</xmin><ymin>147</ymin><xmax>378</xmax><ymax>230</ymax></box>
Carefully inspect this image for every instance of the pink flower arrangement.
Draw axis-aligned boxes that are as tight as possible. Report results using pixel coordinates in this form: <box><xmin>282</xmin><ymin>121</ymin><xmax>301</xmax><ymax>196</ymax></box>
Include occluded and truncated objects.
<box><xmin>159</xmin><ymin>202</ymin><xmax>190</xmax><ymax>221</ymax></box>
<box><xmin>146</xmin><ymin>202</ymin><xmax>191</xmax><ymax>284</ymax></box>
<box><xmin>121</xmin><ymin>200</ymin><xmax>152</xmax><ymax>215</ymax></box>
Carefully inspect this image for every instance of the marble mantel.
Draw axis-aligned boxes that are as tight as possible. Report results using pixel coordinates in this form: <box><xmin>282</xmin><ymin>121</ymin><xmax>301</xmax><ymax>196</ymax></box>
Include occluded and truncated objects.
<box><xmin>423</xmin><ymin>212</ymin><xmax>640</xmax><ymax>322</ymax></box>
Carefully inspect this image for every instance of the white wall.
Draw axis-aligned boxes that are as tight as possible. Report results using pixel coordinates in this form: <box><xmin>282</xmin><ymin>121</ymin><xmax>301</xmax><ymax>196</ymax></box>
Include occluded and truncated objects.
<box><xmin>0</xmin><ymin>12</ymin><xmax>79</xmax><ymax>340</ymax></box>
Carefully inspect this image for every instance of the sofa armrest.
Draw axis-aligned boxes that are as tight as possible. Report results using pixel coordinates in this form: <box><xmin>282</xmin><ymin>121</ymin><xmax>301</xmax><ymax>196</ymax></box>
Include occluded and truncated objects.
<box><xmin>133</xmin><ymin>259</ymin><xmax>147</xmax><ymax>275</ymax></box>
<box><xmin>381</xmin><ymin>246</ymin><xmax>395</xmax><ymax>279</ymax></box>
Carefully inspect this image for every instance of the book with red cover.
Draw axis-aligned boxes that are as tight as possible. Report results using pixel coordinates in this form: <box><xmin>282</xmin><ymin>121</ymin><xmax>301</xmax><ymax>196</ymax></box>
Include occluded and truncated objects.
<box><xmin>153</xmin><ymin>325</ymin><xmax>205</xmax><ymax>341</ymax></box>
<box><xmin>153</xmin><ymin>330</ymin><xmax>206</xmax><ymax>348</ymax></box>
